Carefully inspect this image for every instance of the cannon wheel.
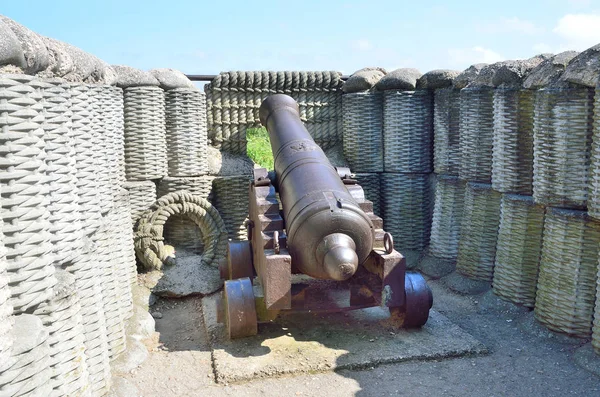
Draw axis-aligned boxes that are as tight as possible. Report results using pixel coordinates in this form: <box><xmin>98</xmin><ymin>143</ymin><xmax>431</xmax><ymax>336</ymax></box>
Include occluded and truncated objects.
<box><xmin>220</xmin><ymin>241</ymin><xmax>254</xmax><ymax>280</ymax></box>
<box><xmin>223</xmin><ymin>278</ymin><xmax>258</xmax><ymax>339</ymax></box>
<box><xmin>389</xmin><ymin>272</ymin><xmax>433</xmax><ymax>328</ymax></box>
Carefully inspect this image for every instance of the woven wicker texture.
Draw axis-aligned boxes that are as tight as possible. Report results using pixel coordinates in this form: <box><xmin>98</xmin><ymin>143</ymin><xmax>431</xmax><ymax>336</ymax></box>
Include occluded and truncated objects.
<box><xmin>587</xmin><ymin>84</ymin><xmax>600</xmax><ymax>219</ymax></box>
<box><xmin>429</xmin><ymin>175</ymin><xmax>465</xmax><ymax>260</ymax></box>
<box><xmin>383</xmin><ymin>90</ymin><xmax>433</xmax><ymax>173</ymax></box>
<box><xmin>0</xmin><ymin>74</ymin><xmax>57</xmax><ymax>315</ymax></box>
<box><xmin>342</xmin><ymin>92</ymin><xmax>384</xmax><ymax>172</ymax></box>
<box><xmin>33</xmin><ymin>270</ymin><xmax>90</xmax><ymax>397</ymax></box>
<box><xmin>459</xmin><ymin>86</ymin><xmax>495</xmax><ymax>182</ymax></box>
<box><xmin>353</xmin><ymin>173</ymin><xmax>382</xmax><ymax>217</ymax></box>
<box><xmin>381</xmin><ymin>173</ymin><xmax>433</xmax><ymax>251</ymax></box>
<box><xmin>492</xmin><ymin>194</ymin><xmax>545</xmax><ymax>308</ymax></box>
<box><xmin>123</xmin><ymin>180</ymin><xmax>157</xmax><ymax>227</ymax></box>
<box><xmin>205</xmin><ymin>71</ymin><xmax>344</xmax><ymax>154</ymax></box>
<box><xmin>113</xmin><ymin>188</ymin><xmax>136</xmax><ymax>318</ymax></box>
<box><xmin>157</xmin><ymin>175</ymin><xmax>214</xmax><ymax>201</ymax></box>
<box><xmin>535</xmin><ymin>207</ymin><xmax>600</xmax><ymax>338</ymax></box>
<box><xmin>64</xmin><ymin>239</ymin><xmax>111</xmax><ymax>396</ymax></box>
<box><xmin>165</xmin><ymin>88</ymin><xmax>209</xmax><ymax>177</ymax></box>
<box><xmin>212</xmin><ymin>175</ymin><xmax>252</xmax><ymax>241</ymax></box>
<box><xmin>0</xmin><ymin>202</ymin><xmax>13</xmax><ymax>374</ymax></box>
<box><xmin>89</xmin><ymin>85</ymin><xmax>114</xmax><ymax>215</ymax></box>
<box><xmin>594</xmin><ymin>254</ymin><xmax>600</xmax><ymax>352</ymax></box>
<box><xmin>41</xmin><ymin>80</ymin><xmax>83</xmax><ymax>267</ymax></box>
<box><xmin>0</xmin><ymin>314</ymin><xmax>52</xmax><ymax>397</ymax></box>
<box><xmin>533</xmin><ymin>87</ymin><xmax>594</xmax><ymax>209</ymax></box>
<box><xmin>456</xmin><ymin>182</ymin><xmax>501</xmax><ymax>281</ymax></box>
<box><xmin>124</xmin><ymin>86</ymin><xmax>167</xmax><ymax>180</ymax></box>
<box><xmin>93</xmin><ymin>215</ymin><xmax>126</xmax><ymax>360</ymax></box>
<box><xmin>492</xmin><ymin>88</ymin><xmax>535</xmax><ymax>195</ymax></box>
<box><xmin>164</xmin><ymin>215</ymin><xmax>205</xmax><ymax>253</ymax></box>
<box><xmin>134</xmin><ymin>191</ymin><xmax>228</xmax><ymax>270</ymax></box>
<box><xmin>433</xmin><ymin>87</ymin><xmax>461</xmax><ymax>176</ymax></box>
<box><xmin>70</xmin><ymin>83</ymin><xmax>103</xmax><ymax>236</ymax></box>
<box><xmin>107</xmin><ymin>86</ymin><xmax>126</xmax><ymax>186</ymax></box>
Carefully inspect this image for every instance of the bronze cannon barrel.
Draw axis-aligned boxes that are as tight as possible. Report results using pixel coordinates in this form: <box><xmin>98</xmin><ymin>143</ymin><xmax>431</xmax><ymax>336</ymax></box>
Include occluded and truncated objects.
<box><xmin>259</xmin><ymin>94</ymin><xmax>374</xmax><ymax>280</ymax></box>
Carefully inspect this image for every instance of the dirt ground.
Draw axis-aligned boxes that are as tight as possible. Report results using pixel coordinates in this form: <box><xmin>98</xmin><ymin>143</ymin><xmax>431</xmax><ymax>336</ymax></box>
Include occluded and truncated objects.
<box><xmin>122</xmin><ymin>278</ymin><xmax>600</xmax><ymax>396</ymax></box>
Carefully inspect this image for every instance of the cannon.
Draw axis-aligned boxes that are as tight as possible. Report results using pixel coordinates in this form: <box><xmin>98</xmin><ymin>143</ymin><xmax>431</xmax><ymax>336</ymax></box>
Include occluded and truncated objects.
<box><xmin>217</xmin><ymin>94</ymin><xmax>432</xmax><ymax>338</ymax></box>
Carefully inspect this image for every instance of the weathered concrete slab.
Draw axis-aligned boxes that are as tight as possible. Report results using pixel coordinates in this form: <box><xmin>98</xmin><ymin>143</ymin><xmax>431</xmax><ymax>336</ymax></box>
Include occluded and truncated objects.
<box><xmin>202</xmin><ymin>293</ymin><xmax>487</xmax><ymax>383</ymax></box>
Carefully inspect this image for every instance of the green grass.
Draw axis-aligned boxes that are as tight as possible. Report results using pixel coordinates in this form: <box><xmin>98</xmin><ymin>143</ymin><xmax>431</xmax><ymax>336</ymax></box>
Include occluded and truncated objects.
<box><xmin>247</xmin><ymin>127</ymin><xmax>274</xmax><ymax>170</ymax></box>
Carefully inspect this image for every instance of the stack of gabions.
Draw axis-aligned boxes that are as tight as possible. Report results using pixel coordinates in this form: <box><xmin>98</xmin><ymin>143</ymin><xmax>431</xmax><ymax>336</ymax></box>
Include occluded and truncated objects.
<box><xmin>205</xmin><ymin>71</ymin><xmax>344</xmax><ymax>154</ymax></box>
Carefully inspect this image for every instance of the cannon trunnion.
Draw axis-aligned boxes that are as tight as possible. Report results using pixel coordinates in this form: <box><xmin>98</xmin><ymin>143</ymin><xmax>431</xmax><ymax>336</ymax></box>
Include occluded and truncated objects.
<box><xmin>217</xmin><ymin>94</ymin><xmax>432</xmax><ymax>339</ymax></box>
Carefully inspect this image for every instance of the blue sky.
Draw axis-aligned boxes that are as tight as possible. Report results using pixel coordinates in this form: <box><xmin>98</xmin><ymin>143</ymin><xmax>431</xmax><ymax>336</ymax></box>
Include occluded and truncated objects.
<box><xmin>3</xmin><ymin>1</ymin><xmax>600</xmax><ymax>75</ymax></box>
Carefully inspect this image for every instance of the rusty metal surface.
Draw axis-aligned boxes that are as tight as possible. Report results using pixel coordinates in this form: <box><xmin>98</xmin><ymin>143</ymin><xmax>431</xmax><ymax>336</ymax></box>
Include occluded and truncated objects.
<box><xmin>223</xmin><ymin>278</ymin><xmax>258</xmax><ymax>338</ymax></box>
<box><xmin>224</xmin><ymin>241</ymin><xmax>254</xmax><ymax>280</ymax></box>
<box><xmin>259</xmin><ymin>94</ymin><xmax>374</xmax><ymax>280</ymax></box>
<box><xmin>403</xmin><ymin>272</ymin><xmax>434</xmax><ymax>327</ymax></box>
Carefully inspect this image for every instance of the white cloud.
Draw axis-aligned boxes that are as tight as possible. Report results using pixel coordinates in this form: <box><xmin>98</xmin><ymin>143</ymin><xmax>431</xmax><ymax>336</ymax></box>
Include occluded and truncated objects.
<box><xmin>447</xmin><ymin>46</ymin><xmax>505</xmax><ymax>67</ymax></box>
<box><xmin>553</xmin><ymin>13</ymin><xmax>600</xmax><ymax>50</ymax></box>
<box><xmin>353</xmin><ymin>39</ymin><xmax>372</xmax><ymax>51</ymax></box>
<box><xmin>478</xmin><ymin>17</ymin><xmax>544</xmax><ymax>35</ymax></box>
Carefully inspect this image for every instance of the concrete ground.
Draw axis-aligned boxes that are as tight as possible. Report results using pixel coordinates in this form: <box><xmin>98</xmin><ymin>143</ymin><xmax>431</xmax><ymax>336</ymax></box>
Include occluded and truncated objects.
<box><xmin>122</xmin><ymin>277</ymin><xmax>600</xmax><ymax>397</ymax></box>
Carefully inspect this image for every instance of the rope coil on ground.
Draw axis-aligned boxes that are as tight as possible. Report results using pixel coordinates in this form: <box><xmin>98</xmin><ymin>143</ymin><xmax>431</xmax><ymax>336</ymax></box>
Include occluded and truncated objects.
<box><xmin>429</xmin><ymin>175</ymin><xmax>465</xmax><ymax>260</ymax></box>
<box><xmin>212</xmin><ymin>175</ymin><xmax>252</xmax><ymax>241</ymax></box>
<box><xmin>533</xmin><ymin>87</ymin><xmax>594</xmax><ymax>209</ymax></box>
<box><xmin>381</xmin><ymin>173</ymin><xmax>433</xmax><ymax>251</ymax></box>
<box><xmin>535</xmin><ymin>207</ymin><xmax>600</xmax><ymax>338</ymax></box>
<box><xmin>342</xmin><ymin>92</ymin><xmax>383</xmax><ymax>173</ymax></box>
<box><xmin>459</xmin><ymin>86</ymin><xmax>495</xmax><ymax>182</ymax></box>
<box><xmin>492</xmin><ymin>88</ymin><xmax>535</xmax><ymax>195</ymax></box>
<box><xmin>492</xmin><ymin>194</ymin><xmax>545</xmax><ymax>308</ymax></box>
<box><xmin>0</xmin><ymin>74</ymin><xmax>56</xmax><ymax>314</ymax></box>
<box><xmin>433</xmin><ymin>87</ymin><xmax>461</xmax><ymax>176</ymax></box>
<box><xmin>165</xmin><ymin>88</ymin><xmax>209</xmax><ymax>177</ymax></box>
<box><xmin>123</xmin><ymin>180</ymin><xmax>157</xmax><ymax>227</ymax></box>
<box><xmin>134</xmin><ymin>191</ymin><xmax>228</xmax><ymax>270</ymax></box>
<box><xmin>383</xmin><ymin>90</ymin><xmax>433</xmax><ymax>173</ymax></box>
<box><xmin>124</xmin><ymin>86</ymin><xmax>167</xmax><ymax>180</ymax></box>
<box><xmin>456</xmin><ymin>182</ymin><xmax>501</xmax><ymax>282</ymax></box>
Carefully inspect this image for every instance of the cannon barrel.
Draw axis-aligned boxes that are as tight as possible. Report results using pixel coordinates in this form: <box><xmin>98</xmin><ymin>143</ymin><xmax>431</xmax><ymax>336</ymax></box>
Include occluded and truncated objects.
<box><xmin>259</xmin><ymin>94</ymin><xmax>374</xmax><ymax>280</ymax></box>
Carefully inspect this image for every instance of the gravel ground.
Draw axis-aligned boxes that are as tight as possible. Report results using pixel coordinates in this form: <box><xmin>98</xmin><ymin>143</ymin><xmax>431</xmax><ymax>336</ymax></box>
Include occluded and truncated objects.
<box><xmin>122</xmin><ymin>278</ymin><xmax>600</xmax><ymax>396</ymax></box>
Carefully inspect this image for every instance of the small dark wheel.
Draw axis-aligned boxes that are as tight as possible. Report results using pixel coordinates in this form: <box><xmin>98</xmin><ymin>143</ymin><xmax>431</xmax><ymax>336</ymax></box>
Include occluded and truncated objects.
<box><xmin>223</xmin><ymin>277</ymin><xmax>258</xmax><ymax>339</ymax></box>
<box><xmin>403</xmin><ymin>272</ymin><xmax>433</xmax><ymax>328</ymax></box>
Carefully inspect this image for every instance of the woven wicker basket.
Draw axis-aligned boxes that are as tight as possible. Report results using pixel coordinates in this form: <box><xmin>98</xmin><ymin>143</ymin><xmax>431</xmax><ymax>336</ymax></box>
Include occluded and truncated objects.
<box><xmin>433</xmin><ymin>87</ymin><xmax>461</xmax><ymax>176</ymax></box>
<box><xmin>70</xmin><ymin>83</ymin><xmax>103</xmax><ymax>236</ymax></box>
<box><xmin>0</xmin><ymin>75</ymin><xmax>56</xmax><ymax>314</ymax></box>
<box><xmin>533</xmin><ymin>87</ymin><xmax>594</xmax><ymax>209</ymax></box>
<box><xmin>429</xmin><ymin>175</ymin><xmax>466</xmax><ymax>260</ymax></box>
<box><xmin>492</xmin><ymin>88</ymin><xmax>535</xmax><ymax>195</ymax></box>
<box><xmin>123</xmin><ymin>180</ymin><xmax>157</xmax><ymax>227</ymax></box>
<box><xmin>0</xmin><ymin>205</ymin><xmax>12</xmax><ymax>374</ymax></box>
<box><xmin>40</xmin><ymin>80</ymin><xmax>83</xmax><ymax>267</ymax></box>
<box><xmin>124</xmin><ymin>86</ymin><xmax>167</xmax><ymax>180</ymax></box>
<box><xmin>106</xmin><ymin>86</ymin><xmax>126</xmax><ymax>186</ymax></box>
<box><xmin>353</xmin><ymin>173</ymin><xmax>382</xmax><ymax>217</ymax></box>
<box><xmin>459</xmin><ymin>86</ymin><xmax>495</xmax><ymax>182</ymax></box>
<box><xmin>342</xmin><ymin>92</ymin><xmax>384</xmax><ymax>172</ymax></box>
<box><xmin>593</xmin><ymin>255</ymin><xmax>600</xmax><ymax>353</ymax></box>
<box><xmin>383</xmin><ymin>90</ymin><xmax>433</xmax><ymax>173</ymax></box>
<box><xmin>381</xmin><ymin>173</ymin><xmax>434</xmax><ymax>251</ymax></box>
<box><xmin>157</xmin><ymin>175</ymin><xmax>214</xmax><ymax>201</ymax></box>
<box><xmin>456</xmin><ymin>182</ymin><xmax>501</xmax><ymax>281</ymax></box>
<box><xmin>33</xmin><ymin>270</ymin><xmax>89</xmax><ymax>396</ymax></box>
<box><xmin>212</xmin><ymin>175</ymin><xmax>252</xmax><ymax>241</ymax></box>
<box><xmin>89</xmin><ymin>85</ymin><xmax>114</xmax><ymax>215</ymax></box>
<box><xmin>492</xmin><ymin>194</ymin><xmax>545</xmax><ymax>307</ymax></box>
<box><xmin>587</xmin><ymin>83</ymin><xmax>600</xmax><ymax>219</ymax></box>
<box><xmin>164</xmin><ymin>215</ymin><xmax>205</xmax><ymax>253</ymax></box>
<box><xmin>535</xmin><ymin>207</ymin><xmax>600</xmax><ymax>338</ymax></box>
<box><xmin>0</xmin><ymin>314</ymin><xmax>52</xmax><ymax>397</ymax></box>
<box><xmin>165</xmin><ymin>88</ymin><xmax>209</xmax><ymax>177</ymax></box>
